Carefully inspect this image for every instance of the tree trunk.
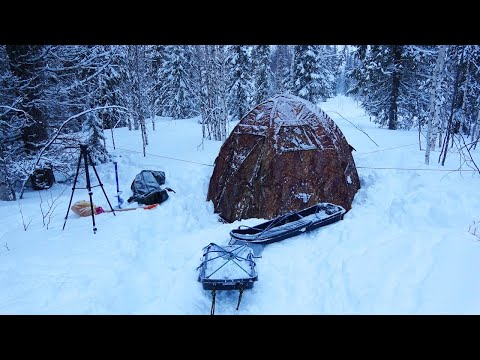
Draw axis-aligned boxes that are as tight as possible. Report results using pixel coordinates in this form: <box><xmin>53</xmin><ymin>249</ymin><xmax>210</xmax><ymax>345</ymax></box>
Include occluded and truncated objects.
<box><xmin>388</xmin><ymin>46</ymin><xmax>401</xmax><ymax>130</ymax></box>
<box><xmin>418</xmin><ymin>120</ymin><xmax>422</xmax><ymax>150</ymax></box>
<box><xmin>0</xmin><ymin>145</ymin><xmax>16</xmax><ymax>201</ymax></box>
<box><xmin>440</xmin><ymin>47</ymin><xmax>465</xmax><ymax>166</ymax></box>
<box><xmin>471</xmin><ymin>103</ymin><xmax>480</xmax><ymax>142</ymax></box>
<box><xmin>150</xmin><ymin>105</ymin><xmax>156</xmax><ymax>131</ymax></box>
<box><xmin>471</xmin><ymin>107</ymin><xmax>480</xmax><ymax>149</ymax></box>
<box><xmin>110</xmin><ymin>128</ymin><xmax>116</xmax><ymax>150</ymax></box>
<box><xmin>129</xmin><ymin>45</ymin><xmax>148</xmax><ymax>155</ymax></box>
<box><xmin>425</xmin><ymin>46</ymin><xmax>446</xmax><ymax>165</ymax></box>
<box><xmin>474</xmin><ymin>128</ymin><xmax>480</xmax><ymax>150</ymax></box>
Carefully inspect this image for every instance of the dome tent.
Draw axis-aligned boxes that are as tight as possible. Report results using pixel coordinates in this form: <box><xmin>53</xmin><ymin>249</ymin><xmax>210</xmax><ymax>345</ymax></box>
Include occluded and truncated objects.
<box><xmin>207</xmin><ymin>94</ymin><xmax>360</xmax><ymax>223</ymax></box>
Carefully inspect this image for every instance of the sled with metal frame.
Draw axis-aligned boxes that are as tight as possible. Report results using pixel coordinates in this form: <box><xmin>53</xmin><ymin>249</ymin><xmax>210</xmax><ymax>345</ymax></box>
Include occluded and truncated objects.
<box><xmin>197</xmin><ymin>242</ymin><xmax>258</xmax><ymax>314</ymax></box>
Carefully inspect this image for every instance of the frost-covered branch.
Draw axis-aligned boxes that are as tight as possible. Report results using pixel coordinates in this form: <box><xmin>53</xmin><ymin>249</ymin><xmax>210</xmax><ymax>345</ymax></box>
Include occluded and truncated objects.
<box><xmin>0</xmin><ymin>105</ymin><xmax>32</xmax><ymax>122</ymax></box>
<box><xmin>18</xmin><ymin>105</ymin><xmax>128</xmax><ymax>199</ymax></box>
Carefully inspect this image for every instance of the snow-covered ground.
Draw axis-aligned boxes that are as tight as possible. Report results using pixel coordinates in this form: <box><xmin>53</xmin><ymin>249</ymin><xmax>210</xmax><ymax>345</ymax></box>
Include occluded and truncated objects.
<box><xmin>1</xmin><ymin>95</ymin><xmax>479</xmax><ymax>314</ymax></box>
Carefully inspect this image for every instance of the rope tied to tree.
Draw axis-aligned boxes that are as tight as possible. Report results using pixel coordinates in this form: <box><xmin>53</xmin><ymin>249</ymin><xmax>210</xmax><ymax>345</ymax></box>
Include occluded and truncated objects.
<box><xmin>210</xmin><ymin>286</ymin><xmax>216</xmax><ymax>315</ymax></box>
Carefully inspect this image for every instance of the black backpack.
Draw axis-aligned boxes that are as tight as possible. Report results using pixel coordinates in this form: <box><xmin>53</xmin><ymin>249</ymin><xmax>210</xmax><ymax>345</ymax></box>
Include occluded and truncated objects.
<box><xmin>134</xmin><ymin>188</ymin><xmax>169</xmax><ymax>205</ymax></box>
<box><xmin>127</xmin><ymin>170</ymin><xmax>172</xmax><ymax>205</ymax></box>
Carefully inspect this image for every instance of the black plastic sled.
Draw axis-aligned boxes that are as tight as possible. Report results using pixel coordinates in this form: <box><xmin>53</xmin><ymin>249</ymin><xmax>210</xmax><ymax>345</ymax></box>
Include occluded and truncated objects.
<box><xmin>229</xmin><ymin>202</ymin><xmax>346</xmax><ymax>245</ymax></box>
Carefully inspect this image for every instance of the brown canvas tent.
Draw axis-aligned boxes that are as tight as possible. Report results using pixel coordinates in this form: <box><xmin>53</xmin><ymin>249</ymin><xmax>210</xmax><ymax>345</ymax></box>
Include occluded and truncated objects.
<box><xmin>207</xmin><ymin>94</ymin><xmax>360</xmax><ymax>223</ymax></box>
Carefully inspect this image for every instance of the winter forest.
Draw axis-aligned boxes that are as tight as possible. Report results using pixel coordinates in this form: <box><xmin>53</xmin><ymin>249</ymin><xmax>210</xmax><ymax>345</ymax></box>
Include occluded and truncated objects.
<box><xmin>1</xmin><ymin>45</ymin><xmax>480</xmax><ymax>201</ymax></box>
<box><xmin>2</xmin><ymin>44</ymin><xmax>480</xmax><ymax>315</ymax></box>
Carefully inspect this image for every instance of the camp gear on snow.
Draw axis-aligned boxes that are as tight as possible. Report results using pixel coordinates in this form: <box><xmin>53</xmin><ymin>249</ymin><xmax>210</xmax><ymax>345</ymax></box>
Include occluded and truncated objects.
<box><xmin>102</xmin><ymin>203</ymin><xmax>159</xmax><ymax>212</ymax></box>
<box><xmin>197</xmin><ymin>243</ymin><xmax>258</xmax><ymax>315</ymax></box>
<box><xmin>63</xmin><ymin>145</ymin><xmax>116</xmax><ymax>234</ymax></box>
<box><xmin>114</xmin><ymin>162</ymin><xmax>124</xmax><ymax>208</ymax></box>
<box><xmin>71</xmin><ymin>200</ymin><xmax>158</xmax><ymax>217</ymax></box>
<box><xmin>132</xmin><ymin>188</ymin><xmax>169</xmax><ymax>206</ymax></box>
<box><xmin>71</xmin><ymin>200</ymin><xmax>105</xmax><ymax>217</ymax></box>
<box><xmin>229</xmin><ymin>202</ymin><xmax>346</xmax><ymax>245</ymax></box>
<box><xmin>127</xmin><ymin>170</ymin><xmax>173</xmax><ymax>206</ymax></box>
<box><xmin>31</xmin><ymin>162</ymin><xmax>55</xmax><ymax>190</ymax></box>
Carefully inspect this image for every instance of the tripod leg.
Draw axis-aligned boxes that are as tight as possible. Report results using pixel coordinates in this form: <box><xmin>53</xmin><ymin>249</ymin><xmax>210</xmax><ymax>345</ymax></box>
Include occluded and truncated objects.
<box><xmin>88</xmin><ymin>152</ymin><xmax>116</xmax><ymax>215</ymax></box>
<box><xmin>62</xmin><ymin>149</ymin><xmax>83</xmax><ymax>230</ymax></box>
<box><xmin>82</xmin><ymin>145</ymin><xmax>97</xmax><ymax>234</ymax></box>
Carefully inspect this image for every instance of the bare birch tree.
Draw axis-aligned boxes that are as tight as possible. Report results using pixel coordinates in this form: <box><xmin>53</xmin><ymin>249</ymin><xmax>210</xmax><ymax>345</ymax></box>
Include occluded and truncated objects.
<box><xmin>425</xmin><ymin>45</ymin><xmax>446</xmax><ymax>165</ymax></box>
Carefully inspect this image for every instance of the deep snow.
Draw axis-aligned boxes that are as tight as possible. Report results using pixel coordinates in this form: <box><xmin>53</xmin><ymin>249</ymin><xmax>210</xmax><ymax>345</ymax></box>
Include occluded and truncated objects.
<box><xmin>1</xmin><ymin>95</ymin><xmax>479</xmax><ymax>314</ymax></box>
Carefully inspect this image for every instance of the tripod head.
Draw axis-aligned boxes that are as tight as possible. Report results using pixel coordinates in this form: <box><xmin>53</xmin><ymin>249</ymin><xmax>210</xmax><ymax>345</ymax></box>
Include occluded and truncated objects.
<box><xmin>79</xmin><ymin>144</ymin><xmax>92</xmax><ymax>156</ymax></box>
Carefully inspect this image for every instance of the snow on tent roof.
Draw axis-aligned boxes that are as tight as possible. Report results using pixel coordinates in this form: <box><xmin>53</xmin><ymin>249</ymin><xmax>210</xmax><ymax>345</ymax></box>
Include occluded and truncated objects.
<box><xmin>235</xmin><ymin>93</ymin><xmax>342</xmax><ymax>154</ymax></box>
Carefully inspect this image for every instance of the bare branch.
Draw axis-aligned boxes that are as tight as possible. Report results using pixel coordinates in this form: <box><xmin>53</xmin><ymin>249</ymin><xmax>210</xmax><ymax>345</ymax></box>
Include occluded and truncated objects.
<box><xmin>17</xmin><ymin>201</ymin><xmax>32</xmax><ymax>231</ymax></box>
<box><xmin>39</xmin><ymin>186</ymin><xmax>68</xmax><ymax>229</ymax></box>
<box><xmin>457</xmin><ymin>133</ymin><xmax>480</xmax><ymax>175</ymax></box>
<box><xmin>468</xmin><ymin>221</ymin><xmax>480</xmax><ymax>240</ymax></box>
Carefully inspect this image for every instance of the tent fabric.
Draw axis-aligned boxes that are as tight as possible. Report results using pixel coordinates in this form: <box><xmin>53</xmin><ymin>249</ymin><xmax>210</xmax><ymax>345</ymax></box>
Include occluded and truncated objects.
<box><xmin>207</xmin><ymin>94</ymin><xmax>360</xmax><ymax>223</ymax></box>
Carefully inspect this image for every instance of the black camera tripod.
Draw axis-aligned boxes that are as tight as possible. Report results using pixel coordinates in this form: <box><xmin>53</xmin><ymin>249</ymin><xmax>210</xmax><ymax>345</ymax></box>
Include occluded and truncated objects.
<box><xmin>63</xmin><ymin>144</ymin><xmax>116</xmax><ymax>234</ymax></box>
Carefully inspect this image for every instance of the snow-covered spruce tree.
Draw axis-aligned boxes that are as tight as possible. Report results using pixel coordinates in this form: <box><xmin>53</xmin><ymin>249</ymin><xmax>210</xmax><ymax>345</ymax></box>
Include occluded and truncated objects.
<box><xmin>5</xmin><ymin>45</ymin><xmax>49</xmax><ymax>153</ymax></box>
<box><xmin>194</xmin><ymin>45</ymin><xmax>229</xmax><ymax>142</ymax></box>
<box><xmin>458</xmin><ymin>46</ymin><xmax>480</xmax><ymax>141</ymax></box>
<box><xmin>345</xmin><ymin>45</ymin><xmax>368</xmax><ymax>99</ymax></box>
<box><xmin>96</xmin><ymin>46</ymin><xmax>129</xmax><ymax>132</ymax></box>
<box><xmin>145</xmin><ymin>45</ymin><xmax>170</xmax><ymax>130</ymax></box>
<box><xmin>228</xmin><ymin>45</ymin><xmax>253</xmax><ymax>121</ymax></box>
<box><xmin>292</xmin><ymin>45</ymin><xmax>330</xmax><ymax>104</ymax></box>
<box><xmin>0</xmin><ymin>45</ymin><xmax>21</xmax><ymax>200</ymax></box>
<box><xmin>159</xmin><ymin>45</ymin><xmax>199</xmax><ymax>120</ymax></box>
<box><xmin>463</xmin><ymin>46</ymin><xmax>480</xmax><ymax>146</ymax></box>
<box><xmin>1</xmin><ymin>45</ymin><xmax>57</xmax><ymax>201</ymax></box>
<box><xmin>336</xmin><ymin>46</ymin><xmax>355</xmax><ymax>95</ymax></box>
<box><xmin>74</xmin><ymin>45</ymin><xmax>120</xmax><ymax>164</ymax></box>
<box><xmin>81</xmin><ymin>111</ymin><xmax>110</xmax><ymax>165</ymax></box>
<box><xmin>438</xmin><ymin>46</ymin><xmax>480</xmax><ymax>165</ymax></box>
<box><xmin>348</xmin><ymin>45</ymin><xmax>419</xmax><ymax>130</ymax></box>
<box><xmin>271</xmin><ymin>45</ymin><xmax>294</xmax><ymax>95</ymax></box>
<box><xmin>127</xmin><ymin>45</ymin><xmax>149</xmax><ymax>155</ymax></box>
<box><xmin>432</xmin><ymin>46</ymin><xmax>480</xmax><ymax>168</ymax></box>
<box><xmin>152</xmin><ymin>45</ymin><xmax>174</xmax><ymax>119</ymax></box>
<box><xmin>215</xmin><ymin>45</ymin><xmax>230</xmax><ymax>140</ymax></box>
<box><xmin>395</xmin><ymin>45</ymin><xmax>438</xmax><ymax>133</ymax></box>
<box><xmin>316</xmin><ymin>45</ymin><xmax>337</xmax><ymax>100</ymax></box>
<box><xmin>463</xmin><ymin>46</ymin><xmax>480</xmax><ymax>148</ymax></box>
<box><xmin>252</xmin><ymin>45</ymin><xmax>273</xmax><ymax>104</ymax></box>
<box><xmin>84</xmin><ymin>45</ymin><xmax>129</xmax><ymax>152</ymax></box>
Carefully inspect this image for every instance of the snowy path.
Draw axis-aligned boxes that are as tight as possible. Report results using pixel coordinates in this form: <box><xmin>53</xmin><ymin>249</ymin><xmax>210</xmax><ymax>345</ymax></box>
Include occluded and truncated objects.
<box><xmin>1</xmin><ymin>98</ymin><xmax>480</xmax><ymax>314</ymax></box>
